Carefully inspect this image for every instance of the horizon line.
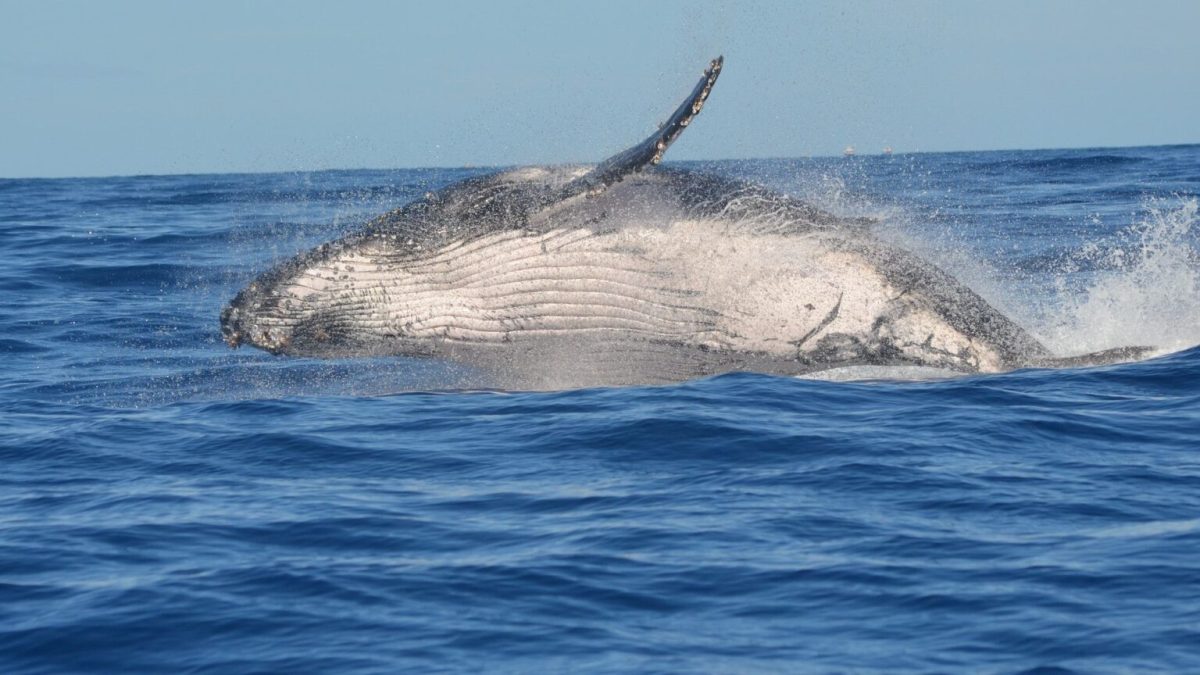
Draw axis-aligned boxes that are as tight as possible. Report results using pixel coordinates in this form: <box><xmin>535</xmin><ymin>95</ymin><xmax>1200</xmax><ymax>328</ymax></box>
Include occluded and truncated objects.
<box><xmin>3</xmin><ymin>140</ymin><xmax>1196</xmax><ymax>182</ymax></box>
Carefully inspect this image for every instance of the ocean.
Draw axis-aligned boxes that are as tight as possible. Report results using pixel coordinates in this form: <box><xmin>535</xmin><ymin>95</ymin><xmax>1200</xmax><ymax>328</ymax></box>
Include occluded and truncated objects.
<box><xmin>2</xmin><ymin>145</ymin><xmax>1199</xmax><ymax>673</ymax></box>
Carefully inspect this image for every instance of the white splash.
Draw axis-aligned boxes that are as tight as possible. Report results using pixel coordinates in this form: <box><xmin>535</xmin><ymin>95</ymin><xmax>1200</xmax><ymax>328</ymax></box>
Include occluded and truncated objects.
<box><xmin>1043</xmin><ymin>197</ymin><xmax>1200</xmax><ymax>357</ymax></box>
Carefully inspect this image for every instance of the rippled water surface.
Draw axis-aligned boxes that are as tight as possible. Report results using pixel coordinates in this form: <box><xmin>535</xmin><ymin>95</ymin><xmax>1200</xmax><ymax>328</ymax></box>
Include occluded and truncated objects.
<box><xmin>3</xmin><ymin>146</ymin><xmax>1200</xmax><ymax>672</ymax></box>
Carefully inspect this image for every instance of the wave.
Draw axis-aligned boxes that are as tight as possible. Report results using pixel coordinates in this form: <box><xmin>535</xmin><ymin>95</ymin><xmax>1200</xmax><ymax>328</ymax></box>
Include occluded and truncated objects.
<box><xmin>28</xmin><ymin>262</ymin><xmax>226</xmax><ymax>289</ymax></box>
<box><xmin>1004</xmin><ymin>154</ymin><xmax>1148</xmax><ymax>172</ymax></box>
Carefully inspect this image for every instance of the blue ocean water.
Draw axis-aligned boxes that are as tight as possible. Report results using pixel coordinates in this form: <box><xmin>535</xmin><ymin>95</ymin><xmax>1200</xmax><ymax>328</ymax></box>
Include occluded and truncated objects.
<box><xmin>2</xmin><ymin>146</ymin><xmax>1199</xmax><ymax>673</ymax></box>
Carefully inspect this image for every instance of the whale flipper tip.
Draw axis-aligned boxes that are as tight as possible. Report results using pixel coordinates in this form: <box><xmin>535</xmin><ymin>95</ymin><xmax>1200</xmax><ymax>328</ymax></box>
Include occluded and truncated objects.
<box><xmin>558</xmin><ymin>55</ymin><xmax>725</xmax><ymax>200</ymax></box>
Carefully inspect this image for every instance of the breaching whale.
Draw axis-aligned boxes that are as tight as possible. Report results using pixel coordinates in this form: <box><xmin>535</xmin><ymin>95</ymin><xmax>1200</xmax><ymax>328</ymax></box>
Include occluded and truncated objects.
<box><xmin>221</xmin><ymin>56</ymin><xmax>1149</xmax><ymax>388</ymax></box>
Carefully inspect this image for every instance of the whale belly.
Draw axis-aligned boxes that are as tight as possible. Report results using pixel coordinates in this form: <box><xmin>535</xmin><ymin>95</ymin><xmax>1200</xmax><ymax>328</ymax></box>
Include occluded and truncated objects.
<box><xmin>264</xmin><ymin>219</ymin><xmax>1002</xmax><ymax>385</ymax></box>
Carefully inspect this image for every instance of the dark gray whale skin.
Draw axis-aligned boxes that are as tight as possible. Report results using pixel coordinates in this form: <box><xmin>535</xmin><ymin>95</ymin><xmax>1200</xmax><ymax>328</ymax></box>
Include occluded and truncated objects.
<box><xmin>221</xmin><ymin>57</ymin><xmax>1149</xmax><ymax>388</ymax></box>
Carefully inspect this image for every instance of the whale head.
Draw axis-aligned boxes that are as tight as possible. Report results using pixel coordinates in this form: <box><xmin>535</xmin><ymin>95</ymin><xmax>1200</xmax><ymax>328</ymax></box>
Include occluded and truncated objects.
<box><xmin>220</xmin><ymin>231</ymin><xmax>426</xmax><ymax>357</ymax></box>
<box><xmin>220</xmin><ymin>261</ymin><xmax>318</xmax><ymax>355</ymax></box>
<box><xmin>220</xmin><ymin>276</ymin><xmax>297</xmax><ymax>354</ymax></box>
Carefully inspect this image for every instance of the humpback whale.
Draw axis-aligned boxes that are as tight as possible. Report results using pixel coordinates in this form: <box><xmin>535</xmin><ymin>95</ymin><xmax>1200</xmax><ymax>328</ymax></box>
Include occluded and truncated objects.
<box><xmin>221</xmin><ymin>57</ymin><xmax>1149</xmax><ymax>388</ymax></box>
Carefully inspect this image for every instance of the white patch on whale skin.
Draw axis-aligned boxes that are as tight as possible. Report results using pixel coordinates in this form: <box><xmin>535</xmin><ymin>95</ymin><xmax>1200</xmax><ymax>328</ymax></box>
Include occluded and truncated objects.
<box><xmin>499</xmin><ymin>166</ymin><xmax>588</xmax><ymax>183</ymax></box>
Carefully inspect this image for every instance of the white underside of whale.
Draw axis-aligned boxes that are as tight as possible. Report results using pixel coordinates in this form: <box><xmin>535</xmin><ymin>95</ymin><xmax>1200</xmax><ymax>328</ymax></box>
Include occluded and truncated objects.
<box><xmin>263</xmin><ymin>217</ymin><xmax>1005</xmax><ymax>384</ymax></box>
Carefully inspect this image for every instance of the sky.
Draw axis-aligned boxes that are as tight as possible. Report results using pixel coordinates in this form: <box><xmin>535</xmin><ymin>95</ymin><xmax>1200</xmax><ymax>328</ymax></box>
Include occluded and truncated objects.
<box><xmin>2</xmin><ymin>0</ymin><xmax>1198</xmax><ymax>178</ymax></box>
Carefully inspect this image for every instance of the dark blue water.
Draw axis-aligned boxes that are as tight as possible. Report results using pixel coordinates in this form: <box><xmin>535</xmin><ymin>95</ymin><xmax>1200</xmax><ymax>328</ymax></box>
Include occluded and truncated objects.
<box><xmin>3</xmin><ymin>146</ymin><xmax>1200</xmax><ymax>673</ymax></box>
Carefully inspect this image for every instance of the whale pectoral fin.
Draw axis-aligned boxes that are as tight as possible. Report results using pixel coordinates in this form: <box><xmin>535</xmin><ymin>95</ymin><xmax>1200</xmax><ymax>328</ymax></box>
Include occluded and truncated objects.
<box><xmin>558</xmin><ymin>56</ymin><xmax>723</xmax><ymax>200</ymax></box>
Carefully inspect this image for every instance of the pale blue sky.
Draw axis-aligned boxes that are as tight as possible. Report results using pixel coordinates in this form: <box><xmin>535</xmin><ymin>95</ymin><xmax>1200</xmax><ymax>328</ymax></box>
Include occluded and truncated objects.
<box><xmin>2</xmin><ymin>0</ymin><xmax>1197</xmax><ymax>178</ymax></box>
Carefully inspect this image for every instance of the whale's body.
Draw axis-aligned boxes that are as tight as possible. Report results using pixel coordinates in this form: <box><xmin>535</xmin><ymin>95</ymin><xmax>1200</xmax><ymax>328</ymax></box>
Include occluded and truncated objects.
<box><xmin>221</xmin><ymin>58</ymin><xmax>1147</xmax><ymax>388</ymax></box>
